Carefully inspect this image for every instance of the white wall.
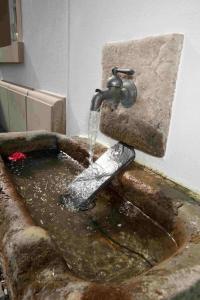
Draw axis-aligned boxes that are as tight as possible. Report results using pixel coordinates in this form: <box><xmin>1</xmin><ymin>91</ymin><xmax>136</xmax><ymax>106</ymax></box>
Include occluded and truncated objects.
<box><xmin>0</xmin><ymin>0</ymin><xmax>68</xmax><ymax>94</ymax></box>
<box><xmin>69</xmin><ymin>0</ymin><xmax>200</xmax><ymax>193</ymax></box>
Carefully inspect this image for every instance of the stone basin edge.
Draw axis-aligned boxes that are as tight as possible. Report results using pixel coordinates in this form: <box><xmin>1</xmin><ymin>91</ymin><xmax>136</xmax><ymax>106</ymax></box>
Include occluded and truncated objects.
<box><xmin>0</xmin><ymin>130</ymin><xmax>199</xmax><ymax>299</ymax></box>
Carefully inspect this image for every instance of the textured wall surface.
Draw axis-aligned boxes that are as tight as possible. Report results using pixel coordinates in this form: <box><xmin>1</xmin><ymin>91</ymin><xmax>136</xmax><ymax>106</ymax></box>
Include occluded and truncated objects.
<box><xmin>100</xmin><ymin>34</ymin><xmax>184</xmax><ymax>157</ymax></box>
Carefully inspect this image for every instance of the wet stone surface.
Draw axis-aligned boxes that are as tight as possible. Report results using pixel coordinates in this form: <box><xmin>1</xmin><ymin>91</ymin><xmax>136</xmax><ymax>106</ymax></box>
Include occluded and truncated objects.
<box><xmin>4</xmin><ymin>149</ymin><xmax>177</xmax><ymax>283</ymax></box>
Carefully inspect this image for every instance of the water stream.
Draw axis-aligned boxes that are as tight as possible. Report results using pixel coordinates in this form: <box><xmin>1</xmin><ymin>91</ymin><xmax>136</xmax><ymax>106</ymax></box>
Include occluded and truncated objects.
<box><xmin>88</xmin><ymin>111</ymin><xmax>100</xmax><ymax>164</ymax></box>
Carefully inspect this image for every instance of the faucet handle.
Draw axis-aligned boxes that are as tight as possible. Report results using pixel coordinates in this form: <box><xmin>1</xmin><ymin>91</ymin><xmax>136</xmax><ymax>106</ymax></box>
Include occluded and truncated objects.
<box><xmin>112</xmin><ymin>67</ymin><xmax>135</xmax><ymax>76</ymax></box>
<box><xmin>107</xmin><ymin>67</ymin><xmax>135</xmax><ymax>88</ymax></box>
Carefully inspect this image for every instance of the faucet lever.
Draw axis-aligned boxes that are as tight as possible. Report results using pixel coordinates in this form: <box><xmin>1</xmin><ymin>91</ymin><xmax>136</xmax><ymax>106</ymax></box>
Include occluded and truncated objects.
<box><xmin>95</xmin><ymin>89</ymin><xmax>102</xmax><ymax>93</ymax></box>
<box><xmin>112</xmin><ymin>67</ymin><xmax>135</xmax><ymax>76</ymax></box>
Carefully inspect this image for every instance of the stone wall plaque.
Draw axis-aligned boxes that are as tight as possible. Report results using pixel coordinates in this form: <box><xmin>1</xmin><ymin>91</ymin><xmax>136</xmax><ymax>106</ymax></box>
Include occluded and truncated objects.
<box><xmin>100</xmin><ymin>34</ymin><xmax>184</xmax><ymax>157</ymax></box>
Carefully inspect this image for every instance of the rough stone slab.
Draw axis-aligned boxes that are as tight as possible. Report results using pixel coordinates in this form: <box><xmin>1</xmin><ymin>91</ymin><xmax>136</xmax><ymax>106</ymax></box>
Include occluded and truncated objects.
<box><xmin>100</xmin><ymin>34</ymin><xmax>184</xmax><ymax>157</ymax></box>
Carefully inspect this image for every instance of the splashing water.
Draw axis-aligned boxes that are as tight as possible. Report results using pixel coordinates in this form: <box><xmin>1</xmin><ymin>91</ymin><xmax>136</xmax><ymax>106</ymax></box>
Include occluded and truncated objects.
<box><xmin>61</xmin><ymin>143</ymin><xmax>135</xmax><ymax>211</ymax></box>
<box><xmin>88</xmin><ymin>111</ymin><xmax>100</xmax><ymax>164</ymax></box>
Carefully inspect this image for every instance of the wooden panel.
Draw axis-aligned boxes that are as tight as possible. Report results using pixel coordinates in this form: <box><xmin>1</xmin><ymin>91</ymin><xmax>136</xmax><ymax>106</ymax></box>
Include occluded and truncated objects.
<box><xmin>0</xmin><ymin>80</ymin><xmax>66</xmax><ymax>133</ymax></box>
<box><xmin>0</xmin><ymin>81</ymin><xmax>27</xmax><ymax>131</ymax></box>
<box><xmin>27</xmin><ymin>91</ymin><xmax>66</xmax><ymax>133</ymax></box>
<box><xmin>0</xmin><ymin>85</ymin><xmax>9</xmax><ymax>130</ymax></box>
<box><xmin>0</xmin><ymin>0</ymin><xmax>11</xmax><ymax>47</ymax></box>
<box><xmin>27</xmin><ymin>96</ymin><xmax>52</xmax><ymax>132</ymax></box>
<box><xmin>7</xmin><ymin>89</ymin><xmax>27</xmax><ymax>131</ymax></box>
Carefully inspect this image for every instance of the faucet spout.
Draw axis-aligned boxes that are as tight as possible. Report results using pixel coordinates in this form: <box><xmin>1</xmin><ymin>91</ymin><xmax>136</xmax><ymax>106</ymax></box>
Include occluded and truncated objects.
<box><xmin>90</xmin><ymin>89</ymin><xmax>112</xmax><ymax>111</ymax></box>
<box><xmin>90</xmin><ymin>91</ymin><xmax>103</xmax><ymax>111</ymax></box>
<box><xmin>59</xmin><ymin>67</ymin><xmax>137</xmax><ymax>211</ymax></box>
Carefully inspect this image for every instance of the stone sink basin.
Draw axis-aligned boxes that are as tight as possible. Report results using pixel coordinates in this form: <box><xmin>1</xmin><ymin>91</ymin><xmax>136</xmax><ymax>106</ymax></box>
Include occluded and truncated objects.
<box><xmin>0</xmin><ymin>131</ymin><xmax>200</xmax><ymax>300</ymax></box>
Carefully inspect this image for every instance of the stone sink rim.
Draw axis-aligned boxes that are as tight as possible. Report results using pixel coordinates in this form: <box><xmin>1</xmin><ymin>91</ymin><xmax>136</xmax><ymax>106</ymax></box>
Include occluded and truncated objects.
<box><xmin>0</xmin><ymin>130</ymin><xmax>199</xmax><ymax>299</ymax></box>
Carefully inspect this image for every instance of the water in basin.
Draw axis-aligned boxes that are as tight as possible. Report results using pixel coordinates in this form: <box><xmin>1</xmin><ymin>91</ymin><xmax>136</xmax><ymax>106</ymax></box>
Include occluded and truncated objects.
<box><xmin>4</xmin><ymin>149</ymin><xmax>178</xmax><ymax>283</ymax></box>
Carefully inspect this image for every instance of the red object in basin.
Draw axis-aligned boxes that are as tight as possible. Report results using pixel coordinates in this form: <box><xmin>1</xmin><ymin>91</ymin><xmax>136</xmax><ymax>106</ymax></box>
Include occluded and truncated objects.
<box><xmin>8</xmin><ymin>152</ymin><xmax>27</xmax><ymax>162</ymax></box>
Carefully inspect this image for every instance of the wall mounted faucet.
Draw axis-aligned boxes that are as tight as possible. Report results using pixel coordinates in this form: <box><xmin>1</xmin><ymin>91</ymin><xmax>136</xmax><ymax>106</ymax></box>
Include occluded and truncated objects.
<box><xmin>60</xmin><ymin>67</ymin><xmax>137</xmax><ymax>211</ymax></box>
<box><xmin>90</xmin><ymin>67</ymin><xmax>137</xmax><ymax>111</ymax></box>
